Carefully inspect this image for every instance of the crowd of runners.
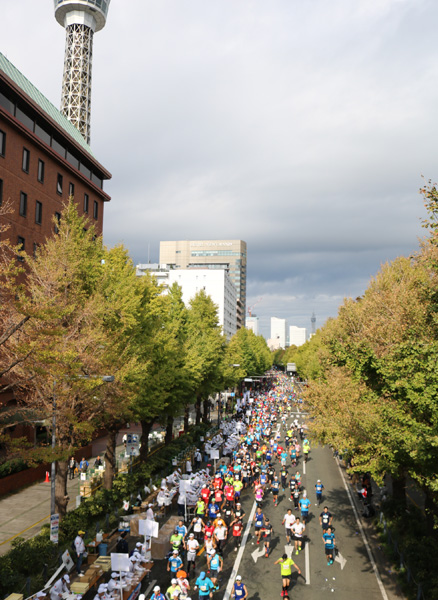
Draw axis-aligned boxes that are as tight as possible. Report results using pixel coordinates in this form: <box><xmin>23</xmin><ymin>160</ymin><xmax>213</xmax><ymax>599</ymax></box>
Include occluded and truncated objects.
<box><xmin>152</xmin><ymin>370</ymin><xmax>337</xmax><ymax>600</ymax></box>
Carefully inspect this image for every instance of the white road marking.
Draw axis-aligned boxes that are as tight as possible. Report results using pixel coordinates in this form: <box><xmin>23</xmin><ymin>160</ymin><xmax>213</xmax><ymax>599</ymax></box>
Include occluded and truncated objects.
<box><xmin>223</xmin><ymin>500</ymin><xmax>257</xmax><ymax>600</ymax></box>
<box><xmin>335</xmin><ymin>457</ymin><xmax>389</xmax><ymax>600</ymax></box>
<box><xmin>143</xmin><ymin>579</ymin><xmax>157</xmax><ymax>599</ymax></box>
<box><xmin>251</xmin><ymin>546</ymin><xmax>266</xmax><ymax>563</ymax></box>
<box><xmin>305</xmin><ymin>539</ymin><xmax>310</xmax><ymax>585</ymax></box>
<box><xmin>335</xmin><ymin>551</ymin><xmax>347</xmax><ymax>570</ymax></box>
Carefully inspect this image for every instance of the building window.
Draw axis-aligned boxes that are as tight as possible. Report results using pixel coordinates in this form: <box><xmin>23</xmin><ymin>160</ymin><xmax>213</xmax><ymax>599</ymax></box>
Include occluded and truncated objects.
<box><xmin>54</xmin><ymin>212</ymin><xmax>61</xmax><ymax>234</ymax></box>
<box><xmin>0</xmin><ymin>178</ymin><xmax>3</xmax><ymax>206</ymax></box>
<box><xmin>33</xmin><ymin>242</ymin><xmax>39</xmax><ymax>258</ymax></box>
<box><xmin>69</xmin><ymin>182</ymin><xmax>75</xmax><ymax>198</ymax></box>
<box><xmin>17</xmin><ymin>236</ymin><xmax>25</xmax><ymax>260</ymax></box>
<box><xmin>19</xmin><ymin>192</ymin><xmax>27</xmax><ymax>217</ymax></box>
<box><xmin>84</xmin><ymin>193</ymin><xmax>89</xmax><ymax>213</ymax></box>
<box><xmin>22</xmin><ymin>148</ymin><xmax>30</xmax><ymax>173</ymax></box>
<box><xmin>93</xmin><ymin>200</ymin><xmax>98</xmax><ymax>220</ymax></box>
<box><xmin>56</xmin><ymin>173</ymin><xmax>63</xmax><ymax>195</ymax></box>
<box><xmin>37</xmin><ymin>159</ymin><xmax>45</xmax><ymax>183</ymax></box>
<box><xmin>35</xmin><ymin>201</ymin><xmax>42</xmax><ymax>225</ymax></box>
<box><xmin>0</xmin><ymin>129</ymin><xmax>5</xmax><ymax>157</ymax></box>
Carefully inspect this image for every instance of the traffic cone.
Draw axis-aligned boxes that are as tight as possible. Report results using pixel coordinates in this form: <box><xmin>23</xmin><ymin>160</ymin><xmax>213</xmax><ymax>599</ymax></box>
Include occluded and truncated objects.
<box><xmin>44</xmin><ymin>471</ymin><xmax>50</xmax><ymax>483</ymax></box>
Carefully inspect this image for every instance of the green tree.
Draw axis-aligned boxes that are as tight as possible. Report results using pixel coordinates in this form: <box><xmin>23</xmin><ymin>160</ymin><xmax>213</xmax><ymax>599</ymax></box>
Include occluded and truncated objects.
<box><xmin>185</xmin><ymin>290</ymin><xmax>226</xmax><ymax>424</ymax></box>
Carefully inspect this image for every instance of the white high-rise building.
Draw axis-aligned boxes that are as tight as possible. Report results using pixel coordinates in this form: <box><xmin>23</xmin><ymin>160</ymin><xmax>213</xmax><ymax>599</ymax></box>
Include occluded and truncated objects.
<box><xmin>246</xmin><ymin>316</ymin><xmax>259</xmax><ymax>336</ymax></box>
<box><xmin>270</xmin><ymin>317</ymin><xmax>287</xmax><ymax>349</ymax></box>
<box><xmin>289</xmin><ymin>325</ymin><xmax>307</xmax><ymax>347</ymax></box>
<box><xmin>135</xmin><ymin>264</ymin><xmax>237</xmax><ymax>339</ymax></box>
<box><xmin>159</xmin><ymin>240</ymin><xmax>247</xmax><ymax>328</ymax></box>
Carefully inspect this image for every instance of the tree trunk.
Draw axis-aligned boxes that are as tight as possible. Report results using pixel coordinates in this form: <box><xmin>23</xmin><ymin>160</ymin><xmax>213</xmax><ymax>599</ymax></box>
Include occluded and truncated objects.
<box><xmin>140</xmin><ymin>419</ymin><xmax>154</xmax><ymax>462</ymax></box>
<box><xmin>55</xmin><ymin>460</ymin><xmax>69</xmax><ymax>519</ymax></box>
<box><xmin>391</xmin><ymin>474</ymin><xmax>406</xmax><ymax>506</ymax></box>
<box><xmin>202</xmin><ymin>398</ymin><xmax>209</xmax><ymax>424</ymax></box>
<box><xmin>184</xmin><ymin>405</ymin><xmax>189</xmax><ymax>433</ymax></box>
<box><xmin>104</xmin><ymin>428</ymin><xmax>118</xmax><ymax>490</ymax></box>
<box><xmin>165</xmin><ymin>416</ymin><xmax>174</xmax><ymax>445</ymax></box>
<box><xmin>424</xmin><ymin>490</ymin><xmax>438</xmax><ymax>540</ymax></box>
<box><xmin>195</xmin><ymin>394</ymin><xmax>202</xmax><ymax>426</ymax></box>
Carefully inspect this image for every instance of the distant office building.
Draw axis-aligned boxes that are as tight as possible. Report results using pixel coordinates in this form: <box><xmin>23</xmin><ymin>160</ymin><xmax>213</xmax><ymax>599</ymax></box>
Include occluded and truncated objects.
<box><xmin>289</xmin><ymin>325</ymin><xmax>307</xmax><ymax>347</ymax></box>
<box><xmin>246</xmin><ymin>316</ymin><xmax>260</xmax><ymax>336</ymax></box>
<box><xmin>159</xmin><ymin>240</ymin><xmax>247</xmax><ymax>328</ymax></box>
<box><xmin>135</xmin><ymin>264</ymin><xmax>237</xmax><ymax>340</ymax></box>
<box><xmin>270</xmin><ymin>317</ymin><xmax>287</xmax><ymax>349</ymax></box>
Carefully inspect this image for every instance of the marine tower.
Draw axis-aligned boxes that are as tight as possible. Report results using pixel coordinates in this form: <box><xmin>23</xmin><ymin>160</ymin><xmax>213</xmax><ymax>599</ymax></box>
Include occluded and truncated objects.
<box><xmin>54</xmin><ymin>0</ymin><xmax>111</xmax><ymax>144</ymax></box>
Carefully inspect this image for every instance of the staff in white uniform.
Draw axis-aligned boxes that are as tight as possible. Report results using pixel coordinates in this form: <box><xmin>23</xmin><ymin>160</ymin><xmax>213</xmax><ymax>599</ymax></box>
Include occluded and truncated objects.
<box><xmin>50</xmin><ymin>575</ymin><xmax>70</xmax><ymax>600</ymax></box>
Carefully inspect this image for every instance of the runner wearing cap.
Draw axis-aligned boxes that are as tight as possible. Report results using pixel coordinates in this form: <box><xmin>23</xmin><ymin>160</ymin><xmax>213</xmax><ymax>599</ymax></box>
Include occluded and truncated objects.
<box><xmin>186</xmin><ymin>532</ymin><xmax>200</xmax><ymax>575</ymax></box>
<box><xmin>315</xmin><ymin>479</ymin><xmax>324</xmax><ymax>506</ymax></box>
<box><xmin>194</xmin><ymin>572</ymin><xmax>214</xmax><ymax>600</ymax></box>
<box><xmin>208</xmin><ymin>549</ymin><xmax>223</xmax><ymax>590</ymax></box>
<box><xmin>231</xmin><ymin>576</ymin><xmax>248</xmax><ymax>600</ymax></box>
<box><xmin>165</xmin><ymin>580</ymin><xmax>181</xmax><ymax>600</ymax></box>
<box><xmin>150</xmin><ymin>585</ymin><xmax>165</xmax><ymax>600</ymax></box>
<box><xmin>261</xmin><ymin>517</ymin><xmax>273</xmax><ymax>557</ymax></box>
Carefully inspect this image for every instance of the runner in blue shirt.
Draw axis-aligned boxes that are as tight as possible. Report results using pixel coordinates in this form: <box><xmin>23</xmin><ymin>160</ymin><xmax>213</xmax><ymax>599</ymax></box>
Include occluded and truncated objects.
<box><xmin>271</xmin><ymin>476</ymin><xmax>280</xmax><ymax>506</ymax></box>
<box><xmin>208</xmin><ymin>501</ymin><xmax>220</xmax><ymax>519</ymax></box>
<box><xmin>315</xmin><ymin>480</ymin><xmax>324</xmax><ymax>506</ymax></box>
<box><xmin>253</xmin><ymin>506</ymin><xmax>264</xmax><ymax>544</ymax></box>
<box><xmin>322</xmin><ymin>527</ymin><xmax>336</xmax><ymax>565</ymax></box>
<box><xmin>231</xmin><ymin>575</ymin><xmax>248</xmax><ymax>600</ymax></box>
<box><xmin>299</xmin><ymin>494</ymin><xmax>311</xmax><ymax>523</ymax></box>
<box><xmin>280</xmin><ymin>450</ymin><xmax>288</xmax><ymax>466</ymax></box>
<box><xmin>195</xmin><ymin>572</ymin><xmax>214</xmax><ymax>599</ymax></box>
<box><xmin>167</xmin><ymin>550</ymin><xmax>183</xmax><ymax>574</ymax></box>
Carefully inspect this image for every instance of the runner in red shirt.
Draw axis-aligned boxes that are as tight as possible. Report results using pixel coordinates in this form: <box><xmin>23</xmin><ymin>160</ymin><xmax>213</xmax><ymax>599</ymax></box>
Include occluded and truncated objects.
<box><xmin>231</xmin><ymin>519</ymin><xmax>244</xmax><ymax>551</ymax></box>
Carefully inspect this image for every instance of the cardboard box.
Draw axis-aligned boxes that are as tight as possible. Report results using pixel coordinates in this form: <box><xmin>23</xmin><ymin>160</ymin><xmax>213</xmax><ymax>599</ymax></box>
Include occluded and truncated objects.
<box><xmin>70</xmin><ymin>583</ymin><xmax>90</xmax><ymax>594</ymax></box>
<box><xmin>5</xmin><ymin>594</ymin><xmax>23</xmax><ymax>600</ymax></box>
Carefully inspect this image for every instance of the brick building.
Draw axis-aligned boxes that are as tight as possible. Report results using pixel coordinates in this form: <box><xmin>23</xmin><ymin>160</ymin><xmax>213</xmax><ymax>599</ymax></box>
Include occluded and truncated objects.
<box><xmin>0</xmin><ymin>52</ymin><xmax>111</xmax><ymax>447</ymax></box>
<box><xmin>0</xmin><ymin>52</ymin><xmax>111</xmax><ymax>253</ymax></box>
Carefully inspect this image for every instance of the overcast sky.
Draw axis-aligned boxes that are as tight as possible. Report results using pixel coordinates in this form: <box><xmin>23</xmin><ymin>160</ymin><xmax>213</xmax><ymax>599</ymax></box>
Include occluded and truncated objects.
<box><xmin>3</xmin><ymin>0</ymin><xmax>436</xmax><ymax>338</ymax></box>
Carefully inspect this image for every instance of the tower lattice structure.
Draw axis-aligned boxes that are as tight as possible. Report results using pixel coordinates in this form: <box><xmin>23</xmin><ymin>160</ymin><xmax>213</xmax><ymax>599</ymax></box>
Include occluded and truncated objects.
<box><xmin>54</xmin><ymin>0</ymin><xmax>111</xmax><ymax>144</ymax></box>
<box><xmin>311</xmin><ymin>312</ymin><xmax>316</xmax><ymax>335</ymax></box>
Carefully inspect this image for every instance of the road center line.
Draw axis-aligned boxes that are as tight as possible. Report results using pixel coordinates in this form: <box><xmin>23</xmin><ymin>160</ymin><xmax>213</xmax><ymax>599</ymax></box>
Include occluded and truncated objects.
<box><xmin>304</xmin><ymin>539</ymin><xmax>310</xmax><ymax>585</ymax></box>
<box><xmin>223</xmin><ymin>501</ymin><xmax>257</xmax><ymax>600</ymax></box>
<box><xmin>335</xmin><ymin>457</ymin><xmax>389</xmax><ymax>600</ymax></box>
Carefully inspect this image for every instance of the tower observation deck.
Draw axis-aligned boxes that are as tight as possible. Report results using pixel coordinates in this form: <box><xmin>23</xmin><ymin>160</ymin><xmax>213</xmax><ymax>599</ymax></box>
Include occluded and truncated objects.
<box><xmin>54</xmin><ymin>0</ymin><xmax>111</xmax><ymax>144</ymax></box>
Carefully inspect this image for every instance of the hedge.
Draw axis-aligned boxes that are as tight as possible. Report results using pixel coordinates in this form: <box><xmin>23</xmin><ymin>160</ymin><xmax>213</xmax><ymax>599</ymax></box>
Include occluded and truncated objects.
<box><xmin>0</xmin><ymin>458</ymin><xmax>28</xmax><ymax>479</ymax></box>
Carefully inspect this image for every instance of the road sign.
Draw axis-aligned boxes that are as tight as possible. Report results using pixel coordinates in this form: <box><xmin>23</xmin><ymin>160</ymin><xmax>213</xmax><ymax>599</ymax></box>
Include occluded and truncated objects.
<box><xmin>50</xmin><ymin>513</ymin><xmax>59</xmax><ymax>544</ymax></box>
<box><xmin>125</xmin><ymin>433</ymin><xmax>140</xmax><ymax>457</ymax></box>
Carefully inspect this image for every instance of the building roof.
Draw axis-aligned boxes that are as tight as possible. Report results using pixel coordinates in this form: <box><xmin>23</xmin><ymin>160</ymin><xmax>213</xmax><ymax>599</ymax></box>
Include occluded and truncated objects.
<box><xmin>0</xmin><ymin>51</ymin><xmax>94</xmax><ymax>158</ymax></box>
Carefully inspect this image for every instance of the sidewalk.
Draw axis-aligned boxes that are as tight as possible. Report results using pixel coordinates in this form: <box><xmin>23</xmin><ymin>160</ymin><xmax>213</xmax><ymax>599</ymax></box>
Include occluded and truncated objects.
<box><xmin>0</xmin><ymin>425</ymin><xmax>141</xmax><ymax>556</ymax></box>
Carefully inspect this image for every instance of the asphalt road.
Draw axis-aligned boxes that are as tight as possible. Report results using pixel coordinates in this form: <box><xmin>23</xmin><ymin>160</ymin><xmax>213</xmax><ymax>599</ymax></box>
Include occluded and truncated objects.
<box><xmin>143</xmin><ymin>413</ymin><xmax>403</xmax><ymax>600</ymax></box>
<box><xmin>211</xmin><ymin>421</ymin><xmax>395</xmax><ymax>600</ymax></box>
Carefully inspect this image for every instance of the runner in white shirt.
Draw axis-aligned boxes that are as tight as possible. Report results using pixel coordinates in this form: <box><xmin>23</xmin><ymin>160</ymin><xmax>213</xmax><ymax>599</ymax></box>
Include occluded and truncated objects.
<box><xmin>186</xmin><ymin>533</ymin><xmax>200</xmax><ymax>576</ymax></box>
<box><xmin>291</xmin><ymin>517</ymin><xmax>306</xmax><ymax>555</ymax></box>
<box><xmin>282</xmin><ymin>509</ymin><xmax>296</xmax><ymax>546</ymax></box>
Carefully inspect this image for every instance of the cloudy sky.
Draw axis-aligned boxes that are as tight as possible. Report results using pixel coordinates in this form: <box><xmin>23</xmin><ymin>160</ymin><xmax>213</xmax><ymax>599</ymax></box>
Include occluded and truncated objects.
<box><xmin>3</xmin><ymin>0</ymin><xmax>436</xmax><ymax>338</ymax></box>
